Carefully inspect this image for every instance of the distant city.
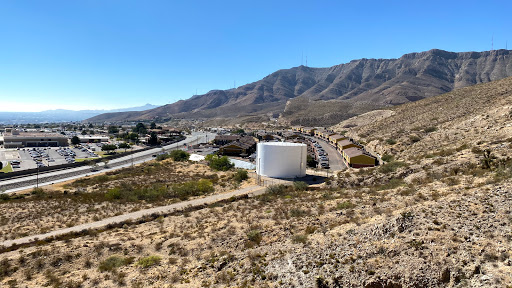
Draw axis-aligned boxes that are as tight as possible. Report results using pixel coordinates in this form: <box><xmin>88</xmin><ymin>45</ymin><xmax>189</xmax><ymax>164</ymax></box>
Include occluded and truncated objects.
<box><xmin>0</xmin><ymin>104</ymin><xmax>159</xmax><ymax>124</ymax></box>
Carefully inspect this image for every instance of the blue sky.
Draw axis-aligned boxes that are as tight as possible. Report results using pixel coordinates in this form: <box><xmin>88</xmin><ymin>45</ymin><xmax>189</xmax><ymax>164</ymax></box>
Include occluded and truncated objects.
<box><xmin>1</xmin><ymin>0</ymin><xmax>511</xmax><ymax>112</ymax></box>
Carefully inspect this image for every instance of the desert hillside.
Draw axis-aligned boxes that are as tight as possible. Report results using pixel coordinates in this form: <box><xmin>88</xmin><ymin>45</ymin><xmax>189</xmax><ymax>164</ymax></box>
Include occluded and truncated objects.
<box><xmin>0</xmin><ymin>78</ymin><xmax>512</xmax><ymax>287</ymax></box>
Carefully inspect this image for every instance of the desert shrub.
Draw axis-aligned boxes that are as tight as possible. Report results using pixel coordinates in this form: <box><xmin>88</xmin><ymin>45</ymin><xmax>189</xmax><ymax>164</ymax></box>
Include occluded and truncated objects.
<box><xmin>246</xmin><ymin>230</ymin><xmax>262</xmax><ymax>245</ymax></box>
<box><xmin>409</xmin><ymin>135</ymin><xmax>421</xmax><ymax>143</ymax></box>
<box><xmin>378</xmin><ymin>161</ymin><xmax>408</xmax><ymax>173</ymax></box>
<box><xmin>290</xmin><ymin>208</ymin><xmax>308</xmax><ymax>217</ymax></box>
<box><xmin>381</xmin><ymin>154</ymin><xmax>394</xmax><ymax>162</ymax></box>
<box><xmin>0</xmin><ymin>194</ymin><xmax>10</xmax><ymax>202</ymax></box>
<box><xmin>31</xmin><ymin>188</ymin><xmax>46</xmax><ymax>198</ymax></box>
<box><xmin>471</xmin><ymin>146</ymin><xmax>482</xmax><ymax>154</ymax></box>
<box><xmin>206</xmin><ymin>155</ymin><xmax>234</xmax><ymax>171</ymax></box>
<box><xmin>172</xmin><ymin>179</ymin><xmax>214</xmax><ymax>200</ymax></box>
<box><xmin>423</xmin><ymin>126</ymin><xmax>437</xmax><ymax>133</ymax></box>
<box><xmin>105</xmin><ymin>188</ymin><xmax>122</xmax><ymax>200</ymax></box>
<box><xmin>291</xmin><ymin>234</ymin><xmax>308</xmax><ymax>244</ymax></box>
<box><xmin>105</xmin><ymin>184</ymin><xmax>168</xmax><ymax>202</ymax></box>
<box><xmin>377</xmin><ymin>178</ymin><xmax>405</xmax><ymax>190</ymax></box>
<box><xmin>169</xmin><ymin>150</ymin><xmax>190</xmax><ymax>162</ymax></box>
<box><xmin>456</xmin><ymin>144</ymin><xmax>469</xmax><ymax>152</ymax></box>
<box><xmin>337</xmin><ymin>201</ymin><xmax>355</xmax><ymax>209</ymax></box>
<box><xmin>137</xmin><ymin>255</ymin><xmax>161</xmax><ymax>268</ymax></box>
<box><xmin>98</xmin><ymin>255</ymin><xmax>134</xmax><ymax>272</ymax></box>
<box><xmin>155</xmin><ymin>153</ymin><xmax>171</xmax><ymax>161</ymax></box>
<box><xmin>265</xmin><ymin>184</ymin><xmax>288</xmax><ymax>196</ymax></box>
<box><xmin>385</xmin><ymin>139</ymin><xmax>397</xmax><ymax>145</ymax></box>
<box><xmin>233</xmin><ymin>169</ymin><xmax>248</xmax><ymax>183</ymax></box>
<box><xmin>293</xmin><ymin>181</ymin><xmax>309</xmax><ymax>191</ymax></box>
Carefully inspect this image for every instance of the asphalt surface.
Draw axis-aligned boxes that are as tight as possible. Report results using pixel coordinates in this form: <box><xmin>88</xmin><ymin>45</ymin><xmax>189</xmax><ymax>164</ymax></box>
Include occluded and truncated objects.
<box><xmin>310</xmin><ymin>136</ymin><xmax>346</xmax><ymax>172</ymax></box>
<box><xmin>0</xmin><ymin>132</ymin><xmax>216</xmax><ymax>194</ymax></box>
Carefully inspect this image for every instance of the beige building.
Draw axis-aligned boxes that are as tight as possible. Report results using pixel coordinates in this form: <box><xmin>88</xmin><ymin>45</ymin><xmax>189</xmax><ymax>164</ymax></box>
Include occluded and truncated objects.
<box><xmin>3</xmin><ymin>131</ymin><xmax>68</xmax><ymax>148</ymax></box>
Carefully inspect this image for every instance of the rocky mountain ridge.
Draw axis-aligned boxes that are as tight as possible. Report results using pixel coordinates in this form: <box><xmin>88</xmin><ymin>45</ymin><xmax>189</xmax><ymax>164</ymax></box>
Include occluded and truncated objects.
<box><xmin>86</xmin><ymin>49</ymin><xmax>512</xmax><ymax>124</ymax></box>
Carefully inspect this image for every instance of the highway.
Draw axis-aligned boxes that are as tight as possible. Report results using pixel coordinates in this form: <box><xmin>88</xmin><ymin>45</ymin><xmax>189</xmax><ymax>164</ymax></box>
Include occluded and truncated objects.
<box><xmin>0</xmin><ymin>131</ymin><xmax>216</xmax><ymax>194</ymax></box>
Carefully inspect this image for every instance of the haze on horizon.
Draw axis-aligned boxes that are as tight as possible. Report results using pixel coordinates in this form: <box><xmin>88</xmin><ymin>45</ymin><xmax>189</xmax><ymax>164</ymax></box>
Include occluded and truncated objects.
<box><xmin>1</xmin><ymin>0</ymin><xmax>511</xmax><ymax>113</ymax></box>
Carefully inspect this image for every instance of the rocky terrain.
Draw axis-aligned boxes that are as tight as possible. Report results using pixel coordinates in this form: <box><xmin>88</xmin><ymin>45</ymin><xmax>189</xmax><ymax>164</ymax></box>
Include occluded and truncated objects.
<box><xmin>0</xmin><ymin>77</ymin><xmax>511</xmax><ymax>287</ymax></box>
<box><xmin>87</xmin><ymin>49</ymin><xmax>512</xmax><ymax>126</ymax></box>
<box><xmin>0</xmin><ymin>159</ymin><xmax>243</xmax><ymax>242</ymax></box>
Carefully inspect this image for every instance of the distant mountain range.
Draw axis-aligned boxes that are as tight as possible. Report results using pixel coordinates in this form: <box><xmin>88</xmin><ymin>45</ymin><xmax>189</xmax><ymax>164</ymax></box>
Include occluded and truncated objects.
<box><xmin>0</xmin><ymin>104</ymin><xmax>159</xmax><ymax>124</ymax></box>
<box><xmin>86</xmin><ymin>49</ymin><xmax>512</xmax><ymax>125</ymax></box>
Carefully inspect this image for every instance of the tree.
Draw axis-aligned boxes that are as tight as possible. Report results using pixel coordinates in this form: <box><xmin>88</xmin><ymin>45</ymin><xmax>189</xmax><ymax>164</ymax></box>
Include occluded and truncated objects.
<box><xmin>133</xmin><ymin>123</ymin><xmax>147</xmax><ymax>135</ymax></box>
<box><xmin>169</xmin><ymin>150</ymin><xmax>190</xmax><ymax>162</ymax></box>
<box><xmin>150</xmin><ymin>122</ymin><xmax>157</xmax><ymax>129</ymax></box>
<box><xmin>81</xmin><ymin>130</ymin><xmax>88</xmax><ymax>135</ymax></box>
<box><xmin>101</xmin><ymin>144</ymin><xmax>117</xmax><ymax>154</ymax></box>
<box><xmin>0</xmin><ymin>161</ymin><xmax>3</xmax><ymax>171</ymax></box>
<box><xmin>118</xmin><ymin>142</ymin><xmax>131</xmax><ymax>152</ymax></box>
<box><xmin>71</xmin><ymin>136</ymin><xmax>81</xmax><ymax>146</ymax></box>
<box><xmin>148</xmin><ymin>131</ymin><xmax>159</xmax><ymax>146</ymax></box>
<box><xmin>108</xmin><ymin>126</ymin><xmax>120</xmax><ymax>134</ymax></box>
<box><xmin>88</xmin><ymin>123</ymin><xmax>94</xmax><ymax>128</ymax></box>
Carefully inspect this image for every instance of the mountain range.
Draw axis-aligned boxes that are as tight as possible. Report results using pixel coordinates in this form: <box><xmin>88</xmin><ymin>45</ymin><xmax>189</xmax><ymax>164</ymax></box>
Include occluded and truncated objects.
<box><xmin>0</xmin><ymin>104</ymin><xmax>159</xmax><ymax>124</ymax></box>
<box><xmin>87</xmin><ymin>49</ymin><xmax>512</xmax><ymax>125</ymax></box>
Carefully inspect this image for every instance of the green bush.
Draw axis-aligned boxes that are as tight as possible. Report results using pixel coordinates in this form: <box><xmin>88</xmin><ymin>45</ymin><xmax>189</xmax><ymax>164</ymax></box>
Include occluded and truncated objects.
<box><xmin>266</xmin><ymin>184</ymin><xmax>288</xmax><ymax>196</ymax></box>
<box><xmin>233</xmin><ymin>169</ymin><xmax>248</xmax><ymax>183</ymax></box>
<box><xmin>206</xmin><ymin>155</ymin><xmax>234</xmax><ymax>171</ymax></box>
<box><xmin>293</xmin><ymin>181</ymin><xmax>309</xmax><ymax>191</ymax></box>
<box><xmin>105</xmin><ymin>188</ymin><xmax>122</xmax><ymax>200</ymax></box>
<box><xmin>378</xmin><ymin>161</ymin><xmax>408</xmax><ymax>173</ymax></box>
<box><xmin>98</xmin><ymin>255</ymin><xmax>134</xmax><ymax>272</ymax></box>
<box><xmin>386</xmin><ymin>139</ymin><xmax>397</xmax><ymax>145</ymax></box>
<box><xmin>137</xmin><ymin>255</ymin><xmax>161</xmax><ymax>268</ymax></box>
<box><xmin>381</xmin><ymin>154</ymin><xmax>394</xmax><ymax>162</ymax></box>
<box><xmin>337</xmin><ymin>201</ymin><xmax>355</xmax><ymax>209</ymax></box>
<box><xmin>0</xmin><ymin>194</ymin><xmax>10</xmax><ymax>201</ymax></box>
<box><xmin>155</xmin><ymin>153</ymin><xmax>171</xmax><ymax>161</ymax></box>
<box><xmin>246</xmin><ymin>230</ymin><xmax>262</xmax><ymax>245</ymax></box>
<box><xmin>172</xmin><ymin>179</ymin><xmax>214</xmax><ymax>200</ymax></box>
<box><xmin>291</xmin><ymin>234</ymin><xmax>308</xmax><ymax>244</ymax></box>
<box><xmin>169</xmin><ymin>150</ymin><xmax>190</xmax><ymax>162</ymax></box>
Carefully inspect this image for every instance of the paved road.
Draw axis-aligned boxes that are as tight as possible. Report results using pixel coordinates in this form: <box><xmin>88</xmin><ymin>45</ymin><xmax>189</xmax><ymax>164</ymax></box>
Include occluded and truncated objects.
<box><xmin>0</xmin><ymin>132</ymin><xmax>216</xmax><ymax>194</ymax></box>
<box><xmin>310</xmin><ymin>137</ymin><xmax>346</xmax><ymax>172</ymax></box>
<box><xmin>0</xmin><ymin>184</ymin><xmax>266</xmax><ymax>248</ymax></box>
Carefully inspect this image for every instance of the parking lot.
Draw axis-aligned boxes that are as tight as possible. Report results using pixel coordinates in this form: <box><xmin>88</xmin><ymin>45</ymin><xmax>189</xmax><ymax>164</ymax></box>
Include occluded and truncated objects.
<box><xmin>1</xmin><ymin>144</ymin><xmax>100</xmax><ymax>171</ymax></box>
<box><xmin>308</xmin><ymin>137</ymin><xmax>346</xmax><ymax>171</ymax></box>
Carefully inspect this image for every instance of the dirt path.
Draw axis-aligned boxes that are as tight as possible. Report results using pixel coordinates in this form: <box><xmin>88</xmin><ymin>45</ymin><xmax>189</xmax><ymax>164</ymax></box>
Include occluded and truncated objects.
<box><xmin>0</xmin><ymin>185</ymin><xmax>266</xmax><ymax>248</ymax></box>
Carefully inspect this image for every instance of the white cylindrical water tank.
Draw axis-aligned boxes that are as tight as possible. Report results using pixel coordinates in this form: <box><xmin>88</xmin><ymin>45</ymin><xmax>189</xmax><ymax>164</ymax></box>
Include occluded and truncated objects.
<box><xmin>256</xmin><ymin>142</ymin><xmax>307</xmax><ymax>178</ymax></box>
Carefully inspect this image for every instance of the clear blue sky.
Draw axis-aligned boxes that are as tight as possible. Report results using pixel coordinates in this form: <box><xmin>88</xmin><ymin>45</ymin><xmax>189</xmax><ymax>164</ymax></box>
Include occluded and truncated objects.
<box><xmin>1</xmin><ymin>0</ymin><xmax>510</xmax><ymax>112</ymax></box>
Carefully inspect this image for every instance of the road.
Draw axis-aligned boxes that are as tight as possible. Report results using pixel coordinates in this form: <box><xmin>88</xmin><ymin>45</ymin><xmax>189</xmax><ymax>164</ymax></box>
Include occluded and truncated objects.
<box><xmin>0</xmin><ymin>132</ymin><xmax>216</xmax><ymax>194</ymax></box>
<box><xmin>310</xmin><ymin>136</ymin><xmax>346</xmax><ymax>172</ymax></box>
<box><xmin>0</xmin><ymin>184</ymin><xmax>266</xmax><ymax>248</ymax></box>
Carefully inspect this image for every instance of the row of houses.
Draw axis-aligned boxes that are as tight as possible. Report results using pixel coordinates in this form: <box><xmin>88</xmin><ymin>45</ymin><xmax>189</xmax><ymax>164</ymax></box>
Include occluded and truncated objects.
<box><xmin>214</xmin><ymin>135</ymin><xmax>257</xmax><ymax>157</ymax></box>
<box><xmin>293</xmin><ymin>126</ymin><xmax>378</xmax><ymax>168</ymax></box>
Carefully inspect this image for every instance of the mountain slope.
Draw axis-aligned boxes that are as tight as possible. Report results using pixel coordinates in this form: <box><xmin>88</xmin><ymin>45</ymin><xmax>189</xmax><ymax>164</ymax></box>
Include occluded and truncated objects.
<box><xmin>87</xmin><ymin>49</ymin><xmax>512</xmax><ymax>124</ymax></box>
